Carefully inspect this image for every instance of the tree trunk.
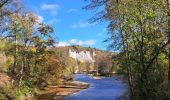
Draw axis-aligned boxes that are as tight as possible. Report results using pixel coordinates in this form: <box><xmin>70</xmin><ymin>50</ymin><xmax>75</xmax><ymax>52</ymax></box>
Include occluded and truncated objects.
<box><xmin>139</xmin><ymin>8</ymin><xmax>147</xmax><ymax>99</ymax></box>
<box><xmin>116</xmin><ymin>0</ymin><xmax>135</xmax><ymax>98</ymax></box>
<box><xmin>13</xmin><ymin>34</ymin><xmax>17</xmax><ymax>75</ymax></box>
<box><xmin>167</xmin><ymin>0</ymin><xmax>170</xmax><ymax>92</ymax></box>
<box><xmin>140</xmin><ymin>34</ymin><xmax>147</xmax><ymax>100</ymax></box>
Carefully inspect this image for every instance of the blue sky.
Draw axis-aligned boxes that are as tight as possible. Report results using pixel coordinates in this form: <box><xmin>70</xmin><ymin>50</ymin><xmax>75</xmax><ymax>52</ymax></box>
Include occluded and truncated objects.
<box><xmin>23</xmin><ymin>0</ymin><xmax>108</xmax><ymax>50</ymax></box>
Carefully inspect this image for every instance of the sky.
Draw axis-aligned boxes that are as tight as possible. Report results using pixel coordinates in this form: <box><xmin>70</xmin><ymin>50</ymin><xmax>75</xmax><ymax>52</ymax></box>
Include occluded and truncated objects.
<box><xmin>23</xmin><ymin>0</ymin><xmax>108</xmax><ymax>50</ymax></box>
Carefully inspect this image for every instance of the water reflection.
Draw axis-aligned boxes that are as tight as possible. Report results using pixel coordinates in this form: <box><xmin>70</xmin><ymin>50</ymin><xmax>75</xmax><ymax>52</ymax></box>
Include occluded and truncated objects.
<box><xmin>64</xmin><ymin>74</ymin><xmax>128</xmax><ymax>100</ymax></box>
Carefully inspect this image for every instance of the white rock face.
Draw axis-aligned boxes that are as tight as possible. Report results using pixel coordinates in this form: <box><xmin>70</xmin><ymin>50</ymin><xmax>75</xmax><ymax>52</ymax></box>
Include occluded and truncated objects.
<box><xmin>69</xmin><ymin>49</ymin><xmax>95</xmax><ymax>63</ymax></box>
<box><xmin>93</xmin><ymin>52</ymin><xmax>96</xmax><ymax>57</ymax></box>
<box><xmin>69</xmin><ymin>49</ymin><xmax>96</xmax><ymax>73</ymax></box>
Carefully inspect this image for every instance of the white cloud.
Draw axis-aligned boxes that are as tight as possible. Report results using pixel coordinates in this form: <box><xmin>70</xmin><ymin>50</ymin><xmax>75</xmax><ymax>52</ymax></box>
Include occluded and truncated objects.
<box><xmin>67</xmin><ymin>9</ymin><xmax>78</xmax><ymax>13</ymax></box>
<box><xmin>72</xmin><ymin>21</ymin><xmax>96</xmax><ymax>28</ymax></box>
<box><xmin>41</xmin><ymin>4</ymin><xmax>60</xmax><ymax>10</ymax></box>
<box><xmin>55</xmin><ymin>39</ymin><xmax>96</xmax><ymax>47</ymax></box>
<box><xmin>68</xmin><ymin>39</ymin><xmax>96</xmax><ymax>46</ymax></box>
<box><xmin>55</xmin><ymin>41</ymin><xmax>70</xmax><ymax>47</ymax></box>
<box><xmin>41</xmin><ymin>4</ymin><xmax>60</xmax><ymax>15</ymax></box>
<box><xmin>69</xmin><ymin>39</ymin><xmax>77</xmax><ymax>44</ymax></box>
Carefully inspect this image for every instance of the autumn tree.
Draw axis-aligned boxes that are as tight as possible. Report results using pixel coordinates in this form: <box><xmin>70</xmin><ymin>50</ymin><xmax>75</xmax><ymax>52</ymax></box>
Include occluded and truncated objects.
<box><xmin>85</xmin><ymin>0</ymin><xmax>169</xmax><ymax>99</ymax></box>
<box><xmin>0</xmin><ymin>2</ymin><xmax>58</xmax><ymax>99</ymax></box>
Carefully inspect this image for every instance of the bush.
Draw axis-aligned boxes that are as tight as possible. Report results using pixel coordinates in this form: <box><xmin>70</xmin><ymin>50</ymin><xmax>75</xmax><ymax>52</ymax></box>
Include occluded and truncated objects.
<box><xmin>0</xmin><ymin>86</ymin><xmax>15</xmax><ymax>100</ymax></box>
<box><xmin>15</xmin><ymin>81</ymin><xmax>35</xmax><ymax>100</ymax></box>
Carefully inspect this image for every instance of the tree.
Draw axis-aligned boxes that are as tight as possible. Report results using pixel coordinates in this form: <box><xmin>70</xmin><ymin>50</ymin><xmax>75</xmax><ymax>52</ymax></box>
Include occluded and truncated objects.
<box><xmin>85</xmin><ymin>0</ymin><xmax>169</xmax><ymax>99</ymax></box>
<box><xmin>166</xmin><ymin>0</ymin><xmax>170</xmax><ymax>92</ymax></box>
<box><xmin>1</xmin><ymin>7</ymin><xmax>56</xmax><ymax>100</ymax></box>
<box><xmin>0</xmin><ymin>0</ymin><xmax>63</xmax><ymax>99</ymax></box>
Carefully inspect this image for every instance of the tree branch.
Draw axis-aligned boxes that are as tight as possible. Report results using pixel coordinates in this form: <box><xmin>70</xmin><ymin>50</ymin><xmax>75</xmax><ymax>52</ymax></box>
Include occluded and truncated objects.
<box><xmin>0</xmin><ymin>0</ymin><xmax>10</xmax><ymax>9</ymax></box>
<box><xmin>142</xmin><ymin>41</ymin><xmax>168</xmax><ymax>76</ymax></box>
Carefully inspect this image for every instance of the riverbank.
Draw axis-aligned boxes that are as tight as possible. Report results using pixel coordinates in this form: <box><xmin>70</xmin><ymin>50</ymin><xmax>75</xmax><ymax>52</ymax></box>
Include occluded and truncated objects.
<box><xmin>28</xmin><ymin>81</ymin><xmax>89</xmax><ymax>100</ymax></box>
<box><xmin>91</xmin><ymin>73</ymin><xmax>128</xmax><ymax>83</ymax></box>
<box><xmin>28</xmin><ymin>74</ymin><xmax>128</xmax><ymax>100</ymax></box>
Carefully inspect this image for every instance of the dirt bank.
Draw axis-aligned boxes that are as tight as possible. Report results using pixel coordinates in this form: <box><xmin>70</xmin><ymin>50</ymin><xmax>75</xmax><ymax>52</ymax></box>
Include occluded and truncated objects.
<box><xmin>28</xmin><ymin>81</ymin><xmax>89</xmax><ymax>100</ymax></box>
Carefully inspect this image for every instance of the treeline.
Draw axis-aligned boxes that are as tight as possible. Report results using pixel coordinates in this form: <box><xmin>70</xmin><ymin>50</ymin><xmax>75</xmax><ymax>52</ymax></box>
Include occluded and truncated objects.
<box><xmin>0</xmin><ymin>0</ymin><xmax>62</xmax><ymax>99</ymax></box>
<box><xmin>86</xmin><ymin>0</ymin><xmax>170</xmax><ymax>100</ymax></box>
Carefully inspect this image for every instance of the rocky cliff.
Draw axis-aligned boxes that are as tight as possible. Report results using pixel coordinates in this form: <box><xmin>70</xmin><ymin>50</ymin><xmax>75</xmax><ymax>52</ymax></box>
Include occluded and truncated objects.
<box><xmin>52</xmin><ymin>45</ymin><xmax>114</xmax><ymax>74</ymax></box>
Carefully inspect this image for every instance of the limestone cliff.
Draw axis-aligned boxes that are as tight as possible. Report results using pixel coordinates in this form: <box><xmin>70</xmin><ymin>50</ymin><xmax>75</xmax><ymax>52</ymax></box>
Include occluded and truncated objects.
<box><xmin>52</xmin><ymin>45</ymin><xmax>114</xmax><ymax>74</ymax></box>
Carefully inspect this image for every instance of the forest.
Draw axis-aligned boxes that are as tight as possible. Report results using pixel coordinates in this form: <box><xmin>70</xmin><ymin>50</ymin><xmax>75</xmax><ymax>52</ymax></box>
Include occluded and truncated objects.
<box><xmin>0</xmin><ymin>0</ymin><xmax>170</xmax><ymax>100</ymax></box>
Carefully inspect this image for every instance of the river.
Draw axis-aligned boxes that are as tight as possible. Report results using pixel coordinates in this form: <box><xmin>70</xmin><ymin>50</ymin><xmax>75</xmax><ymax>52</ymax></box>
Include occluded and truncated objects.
<box><xmin>63</xmin><ymin>74</ymin><xmax>128</xmax><ymax>100</ymax></box>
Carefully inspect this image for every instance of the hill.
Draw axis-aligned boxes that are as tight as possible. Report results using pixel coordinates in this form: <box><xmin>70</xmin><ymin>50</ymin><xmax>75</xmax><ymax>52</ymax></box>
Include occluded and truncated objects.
<box><xmin>52</xmin><ymin>45</ymin><xmax>116</xmax><ymax>75</ymax></box>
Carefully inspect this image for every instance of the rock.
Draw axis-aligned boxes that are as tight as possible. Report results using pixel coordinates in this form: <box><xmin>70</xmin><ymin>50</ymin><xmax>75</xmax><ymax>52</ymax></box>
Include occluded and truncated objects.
<box><xmin>41</xmin><ymin>82</ymin><xmax>47</xmax><ymax>87</ymax></box>
<box><xmin>69</xmin><ymin>49</ymin><xmax>95</xmax><ymax>63</ymax></box>
<box><xmin>92</xmin><ymin>76</ymin><xmax>103</xmax><ymax>79</ymax></box>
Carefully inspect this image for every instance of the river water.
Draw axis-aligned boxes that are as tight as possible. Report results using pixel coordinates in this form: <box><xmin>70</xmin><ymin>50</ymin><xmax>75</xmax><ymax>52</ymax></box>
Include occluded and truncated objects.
<box><xmin>63</xmin><ymin>74</ymin><xmax>128</xmax><ymax>100</ymax></box>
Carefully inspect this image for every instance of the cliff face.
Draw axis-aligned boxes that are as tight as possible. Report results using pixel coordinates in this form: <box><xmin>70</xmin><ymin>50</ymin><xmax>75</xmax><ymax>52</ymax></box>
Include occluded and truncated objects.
<box><xmin>69</xmin><ymin>48</ymin><xmax>96</xmax><ymax>73</ymax></box>
<box><xmin>69</xmin><ymin>49</ymin><xmax>95</xmax><ymax>63</ymax></box>
<box><xmin>53</xmin><ymin>45</ymin><xmax>114</xmax><ymax>74</ymax></box>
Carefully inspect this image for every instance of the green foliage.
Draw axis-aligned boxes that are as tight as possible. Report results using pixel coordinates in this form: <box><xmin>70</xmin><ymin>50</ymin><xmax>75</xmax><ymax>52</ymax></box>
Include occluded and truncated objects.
<box><xmin>86</xmin><ymin>0</ymin><xmax>169</xmax><ymax>99</ymax></box>
<box><xmin>0</xmin><ymin>0</ymin><xmax>61</xmax><ymax>99</ymax></box>
<box><xmin>0</xmin><ymin>86</ymin><xmax>15</xmax><ymax>100</ymax></box>
<box><xmin>16</xmin><ymin>81</ymin><xmax>35</xmax><ymax>100</ymax></box>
